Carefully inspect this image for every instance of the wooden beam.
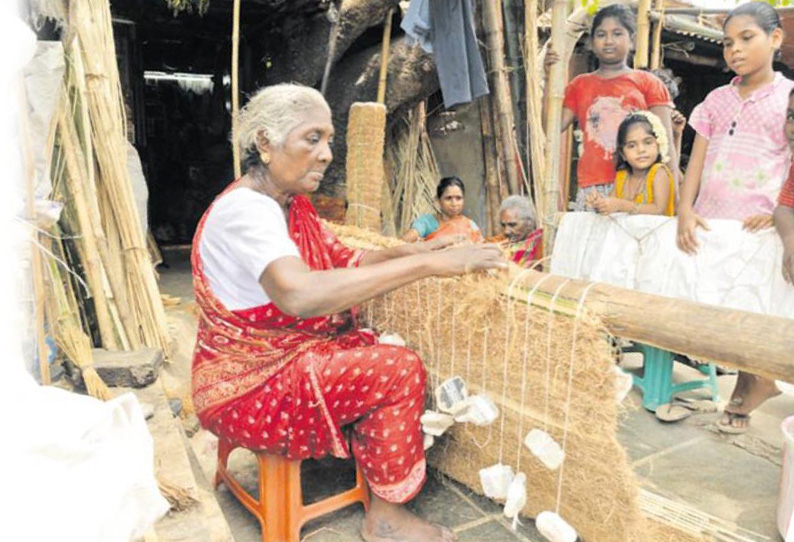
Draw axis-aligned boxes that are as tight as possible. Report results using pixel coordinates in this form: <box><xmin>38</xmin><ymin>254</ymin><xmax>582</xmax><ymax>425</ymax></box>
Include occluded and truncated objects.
<box><xmin>511</xmin><ymin>269</ymin><xmax>794</xmax><ymax>383</ymax></box>
<box><xmin>481</xmin><ymin>0</ymin><xmax>521</xmax><ymax>195</ymax></box>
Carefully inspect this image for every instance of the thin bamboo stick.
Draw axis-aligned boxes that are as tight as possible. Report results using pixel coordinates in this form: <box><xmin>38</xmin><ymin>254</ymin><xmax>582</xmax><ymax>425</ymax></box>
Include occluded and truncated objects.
<box><xmin>635</xmin><ymin>0</ymin><xmax>652</xmax><ymax>69</ymax></box>
<box><xmin>481</xmin><ymin>0</ymin><xmax>520</xmax><ymax>195</ymax></box>
<box><xmin>231</xmin><ymin>0</ymin><xmax>241</xmax><ymax>179</ymax></box>
<box><xmin>377</xmin><ymin>8</ymin><xmax>394</xmax><ymax>104</ymax></box>
<box><xmin>542</xmin><ymin>0</ymin><xmax>569</xmax><ymax>257</ymax></box>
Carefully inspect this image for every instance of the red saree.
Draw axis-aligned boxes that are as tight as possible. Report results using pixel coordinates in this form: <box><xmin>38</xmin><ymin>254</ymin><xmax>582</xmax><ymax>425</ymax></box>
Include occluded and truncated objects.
<box><xmin>191</xmin><ymin>187</ymin><xmax>427</xmax><ymax>503</ymax></box>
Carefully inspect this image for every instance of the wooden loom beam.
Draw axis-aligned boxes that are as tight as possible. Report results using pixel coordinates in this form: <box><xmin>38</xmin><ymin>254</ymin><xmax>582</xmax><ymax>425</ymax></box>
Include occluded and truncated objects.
<box><xmin>512</xmin><ymin>269</ymin><xmax>794</xmax><ymax>383</ymax></box>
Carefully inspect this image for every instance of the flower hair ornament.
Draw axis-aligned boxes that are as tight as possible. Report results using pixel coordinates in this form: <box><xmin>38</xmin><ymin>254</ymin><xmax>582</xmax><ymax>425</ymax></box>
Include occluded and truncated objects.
<box><xmin>627</xmin><ymin>110</ymin><xmax>670</xmax><ymax>164</ymax></box>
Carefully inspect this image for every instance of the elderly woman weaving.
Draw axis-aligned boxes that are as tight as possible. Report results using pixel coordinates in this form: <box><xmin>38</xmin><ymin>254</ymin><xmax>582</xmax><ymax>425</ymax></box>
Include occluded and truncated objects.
<box><xmin>191</xmin><ymin>84</ymin><xmax>505</xmax><ymax>542</ymax></box>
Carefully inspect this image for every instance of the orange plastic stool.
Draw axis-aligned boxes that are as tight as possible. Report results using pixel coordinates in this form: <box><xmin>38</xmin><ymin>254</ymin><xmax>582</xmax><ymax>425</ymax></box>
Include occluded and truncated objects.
<box><xmin>215</xmin><ymin>438</ymin><xmax>370</xmax><ymax>542</ymax></box>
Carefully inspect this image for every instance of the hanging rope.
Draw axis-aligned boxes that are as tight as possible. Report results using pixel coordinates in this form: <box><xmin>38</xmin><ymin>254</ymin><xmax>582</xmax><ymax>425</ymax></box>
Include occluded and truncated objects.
<box><xmin>555</xmin><ymin>282</ymin><xmax>598</xmax><ymax>514</ymax></box>
<box><xmin>516</xmin><ymin>273</ymin><xmax>555</xmax><ymax>471</ymax></box>
<box><xmin>543</xmin><ymin>279</ymin><xmax>571</xmax><ymax>432</ymax></box>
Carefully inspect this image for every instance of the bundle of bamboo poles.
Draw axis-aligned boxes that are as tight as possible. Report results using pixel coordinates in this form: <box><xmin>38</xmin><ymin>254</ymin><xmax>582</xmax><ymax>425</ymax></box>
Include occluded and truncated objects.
<box><xmin>383</xmin><ymin>102</ymin><xmax>439</xmax><ymax>236</ymax></box>
<box><xmin>43</xmin><ymin>0</ymin><xmax>170</xmax><ymax>362</ymax></box>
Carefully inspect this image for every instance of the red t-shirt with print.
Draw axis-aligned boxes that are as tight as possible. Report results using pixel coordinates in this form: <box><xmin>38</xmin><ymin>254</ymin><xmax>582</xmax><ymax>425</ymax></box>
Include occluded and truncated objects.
<box><xmin>780</xmin><ymin>165</ymin><xmax>794</xmax><ymax>208</ymax></box>
<box><xmin>563</xmin><ymin>70</ymin><xmax>672</xmax><ymax>189</ymax></box>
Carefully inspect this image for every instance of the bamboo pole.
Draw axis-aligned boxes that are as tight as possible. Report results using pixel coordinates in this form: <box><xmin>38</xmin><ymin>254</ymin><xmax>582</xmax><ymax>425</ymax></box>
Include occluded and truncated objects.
<box><xmin>511</xmin><ymin>269</ymin><xmax>794</xmax><ymax>383</ymax></box>
<box><xmin>376</xmin><ymin>8</ymin><xmax>394</xmax><ymax>104</ymax></box>
<box><xmin>542</xmin><ymin>0</ymin><xmax>569</xmax><ymax>257</ymax></box>
<box><xmin>231</xmin><ymin>0</ymin><xmax>241</xmax><ymax>179</ymax></box>
<box><xmin>635</xmin><ymin>0</ymin><xmax>652</xmax><ymax>69</ymax></box>
<box><xmin>524</xmin><ymin>0</ymin><xmax>546</xmax><ymax>231</ymax></box>
<box><xmin>650</xmin><ymin>0</ymin><xmax>664</xmax><ymax>70</ymax></box>
<box><xmin>479</xmin><ymin>97</ymin><xmax>502</xmax><ymax>237</ymax></box>
<box><xmin>481</xmin><ymin>0</ymin><xmax>521</xmax><ymax>195</ymax></box>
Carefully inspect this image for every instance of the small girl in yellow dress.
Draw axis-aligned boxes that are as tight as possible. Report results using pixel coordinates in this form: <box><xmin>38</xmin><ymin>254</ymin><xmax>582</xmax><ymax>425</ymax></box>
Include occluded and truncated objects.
<box><xmin>587</xmin><ymin>111</ymin><xmax>675</xmax><ymax>217</ymax></box>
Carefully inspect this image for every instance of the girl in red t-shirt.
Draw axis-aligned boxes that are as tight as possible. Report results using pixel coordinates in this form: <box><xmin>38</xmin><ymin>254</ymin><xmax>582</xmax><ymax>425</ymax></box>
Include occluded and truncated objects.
<box><xmin>545</xmin><ymin>4</ymin><xmax>677</xmax><ymax>211</ymax></box>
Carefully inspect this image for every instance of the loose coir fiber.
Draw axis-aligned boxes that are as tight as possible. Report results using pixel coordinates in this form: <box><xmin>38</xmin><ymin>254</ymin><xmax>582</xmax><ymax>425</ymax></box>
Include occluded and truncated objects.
<box><xmin>331</xmin><ymin>224</ymin><xmax>703</xmax><ymax>542</ymax></box>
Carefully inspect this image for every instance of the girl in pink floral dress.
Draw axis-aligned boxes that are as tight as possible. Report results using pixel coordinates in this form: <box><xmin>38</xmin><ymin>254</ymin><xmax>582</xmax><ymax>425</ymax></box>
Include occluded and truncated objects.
<box><xmin>677</xmin><ymin>2</ymin><xmax>793</xmax><ymax>433</ymax></box>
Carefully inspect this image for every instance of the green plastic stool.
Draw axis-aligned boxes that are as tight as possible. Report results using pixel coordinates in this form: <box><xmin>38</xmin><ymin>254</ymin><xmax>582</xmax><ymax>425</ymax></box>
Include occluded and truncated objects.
<box><xmin>625</xmin><ymin>343</ymin><xmax>719</xmax><ymax>412</ymax></box>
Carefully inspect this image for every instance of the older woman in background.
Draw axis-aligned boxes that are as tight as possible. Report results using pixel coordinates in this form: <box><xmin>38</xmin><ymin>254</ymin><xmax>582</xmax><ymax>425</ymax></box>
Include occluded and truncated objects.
<box><xmin>191</xmin><ymin>83</ymin><xmax>505</xmax><ymax>542</ymax></box>
<box><xmin>492</xmin><ymin>196</ymin><xmax>543</xmax><ymax>267</ymax></box>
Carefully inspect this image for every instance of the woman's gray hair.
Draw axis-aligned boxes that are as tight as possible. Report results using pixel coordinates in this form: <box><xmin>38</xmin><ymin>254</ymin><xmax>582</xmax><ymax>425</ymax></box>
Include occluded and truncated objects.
<box><xmin>499</xmin><ymin>195</ymin><xmax>536</xmax><ymax>224</ymax></box>
<box><xmin>236</xmin><ymin>83</ymin><xmax>331</xmax><ymax>170</ymax></box>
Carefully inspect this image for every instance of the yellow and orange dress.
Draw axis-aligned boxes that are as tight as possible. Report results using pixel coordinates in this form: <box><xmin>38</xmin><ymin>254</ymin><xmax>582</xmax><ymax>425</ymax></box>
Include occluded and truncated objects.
<box><xmin>614</xmin><ymin>163</ymin><xmax>676</xmax><ymax>217</ymax></box>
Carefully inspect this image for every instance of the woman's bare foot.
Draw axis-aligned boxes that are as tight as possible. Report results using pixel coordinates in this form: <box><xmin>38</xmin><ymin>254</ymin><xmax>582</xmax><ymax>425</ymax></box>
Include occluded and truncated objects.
<box><xmin>361</xmin><ymin>495</ymin><xmax>456</xmax><ymax>542</ymax></box>
<box><xmin>719</xmin><ymin>373</ymin><xmax>780</xmax><ymax>433</ymax></box>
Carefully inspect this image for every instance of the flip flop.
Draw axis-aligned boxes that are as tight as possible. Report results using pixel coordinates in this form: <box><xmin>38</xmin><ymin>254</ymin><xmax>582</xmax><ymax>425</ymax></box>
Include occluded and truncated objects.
<box><xmin>717</xmin><ymin>412</ymin><xmax>750</xmax><ymax>434</ymax></box>
<box><xmin>671</xmin><ymin>398</ymin><xmax>718</xmax><ymax>413</ymax></box>
<box><xmin>654</xmin><ymin>403</ymin><xmax>692</xmax><ymax>422</ymax></box>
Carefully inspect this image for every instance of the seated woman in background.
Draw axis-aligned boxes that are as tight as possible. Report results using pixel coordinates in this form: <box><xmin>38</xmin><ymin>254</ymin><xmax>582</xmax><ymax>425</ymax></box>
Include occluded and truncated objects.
<box><xmin>192</xmin><ymin>83</ymin><xmax>505</xmax><ymax>542</ymax></box>
<box><xmin>401</xmin><ymin>176</ymin><xmax>482</xmax><ymax>243</ymax></box>
<box><xmin>588</xmin><ymin>112</ymin><xmax>675</xmax><ymax>217</ymax></box>
<box><xmin>489</xmin><ymin>195</ymin><xmax>543</xmax><ymax>267</ymax></box>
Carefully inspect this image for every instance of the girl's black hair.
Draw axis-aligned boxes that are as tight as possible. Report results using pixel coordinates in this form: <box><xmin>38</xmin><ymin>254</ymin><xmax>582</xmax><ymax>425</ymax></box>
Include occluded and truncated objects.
<box><xmin>437</xmin><ymin>176</ymin><xmax>465</xmax><ymax>199</ymax></box>
<box><xmin>724</xmin><ymin>1</ymin><xmax>782</xmax><ymax>34</ymax></box>
<box><xmin>591</xmin><ymin>4</ymin><xmax>636</xmax><ymax>36</ymax></box>
<box><xmin>615</xmin><ymin>114</ymin><xmax>661</xmax><ymax>171</ymax></box>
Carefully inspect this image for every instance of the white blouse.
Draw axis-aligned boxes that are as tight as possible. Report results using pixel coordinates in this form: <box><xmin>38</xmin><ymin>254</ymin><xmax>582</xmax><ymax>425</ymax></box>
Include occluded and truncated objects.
<box><xmin>199</xmin><ymin>188</ymin><xmax>300</xmax><ymax>310</ymax></box>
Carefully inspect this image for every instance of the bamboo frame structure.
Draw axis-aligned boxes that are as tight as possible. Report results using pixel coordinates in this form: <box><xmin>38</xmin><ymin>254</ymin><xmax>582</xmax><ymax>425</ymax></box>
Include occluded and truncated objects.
<box><xmin>376</xmin><ymin>8</ymin><xmax>394</xmax><ymax>104</ymax></box>
<box><xmin>231</xmin><ymin>0</ymin><xmax>242</xmax><ymax>179</ymax></box>
<box><xmin>481</xmin><ymin>0</ymin><xmax>521</xmax><ymax>195</ymax></box>
<box><xmin>635</xmin><ymin>0</ymin><xmax>652</xmax><ymax>69</ymax></box>
<box><xmin>542</xmin><ymin>0</ymin><xmax>569</xmax><ymax>257</ymax></box>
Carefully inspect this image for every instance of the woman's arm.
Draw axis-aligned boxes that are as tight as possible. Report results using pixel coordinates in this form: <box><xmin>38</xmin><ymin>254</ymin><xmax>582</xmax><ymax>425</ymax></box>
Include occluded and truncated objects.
<box><xmin>260</xmin><ymin>245</ymin><xmax>506</xmax><ymax>318</ymax></box>
<box><xmin>359</xmin><ymin>236</ymin><xmax>461</xmax><ymax>267</ymax></box>
<box><xmin>774</xmin><ymin>205</ymin><xmax>794</xmax><ymax>284</ymax></box>
<box><xmin>676</xmin><ymin>134</ymin><xmax>710</xmax><ymax>254</ymax></box>
<box><xmin>650</xmin><ymin>105</ymin><xmax>680</xmax><ymax>181</ymax></box>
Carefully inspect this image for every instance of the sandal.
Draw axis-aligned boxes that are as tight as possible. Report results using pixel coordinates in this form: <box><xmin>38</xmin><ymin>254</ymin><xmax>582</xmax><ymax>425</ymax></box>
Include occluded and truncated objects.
<box><xmin>655</xmin><ymin>403</ymin><xmax>691</xmax><ymax>423</ymax></box>
<box><xmin>717</xmin><ymin>412</ymin><xmax>750</xmax><ymax>434</ymax></box>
